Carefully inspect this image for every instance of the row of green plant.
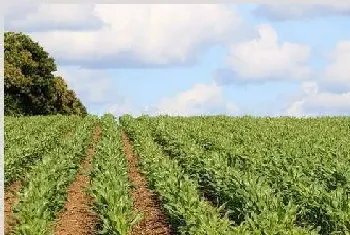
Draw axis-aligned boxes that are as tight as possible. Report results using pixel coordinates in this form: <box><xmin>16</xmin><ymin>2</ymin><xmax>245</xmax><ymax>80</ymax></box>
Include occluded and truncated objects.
<box><xmin>90</xmin><ymin>114</ymin><xmax>142</xmax><ymax>235</ymax></box>
<box><xmin>172</xmin><ymin>116</ymin><xmax>350</xmax><ymax>188</ymax></box>
<box><xmin>148</xmin><ymin>116</ymin><xmax>350</xmax><ymax>234</ymax></box>
<box><xmin>6</xmin><ymin>114</ymin><xmax>349</xmax><ymax>234</ymax></box>
<box><xmin>5</xmin><ymin>116</ymin><xmax>59</xmax><ymax>146</ymax></box>
<box><xmin>5</xmin><ymin>115</ymin><xmax>81</xmax><ymax>186</ymax></box>
<box><xmin>142</xmin><ymin>117</ymin><xmax>317</xmax><ymax>235</ymax></box>
<box><xmin>120</xmin><ymin>115</ymin><xmax>239</xmax><ymax>235</ymax></box>
<box><xmin>11</xmin><ymin>116</ymin><xmax>98</xmax><ymax>235</ymax></box>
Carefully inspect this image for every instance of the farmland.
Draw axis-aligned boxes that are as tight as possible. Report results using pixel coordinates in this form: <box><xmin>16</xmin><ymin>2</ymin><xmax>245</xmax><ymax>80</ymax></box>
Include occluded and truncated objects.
<box><xmin>4</xmin><ymin>114</ymin><xmax>350</xmax><ymax>235</ymax></box>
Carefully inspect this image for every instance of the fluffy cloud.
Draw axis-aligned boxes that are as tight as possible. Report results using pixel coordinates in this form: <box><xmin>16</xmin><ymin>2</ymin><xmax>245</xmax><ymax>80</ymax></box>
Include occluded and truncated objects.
<box><xmin>320</xmin><ymin>41</ymin><xmax>350</xmax><ymax>93</ymax></box>
<box><xmin>286</xmin><ymin>41</ymin><xmax>350</xmax><ymax>116</ymax></box>
<box><xmin>53</xmin><ymin>66</ymin><xmax>125</xmax><ymax>106</ymax></box>
<box><xmin>301</xmin><ymin>81</ymin><xmax>319</xmax><ymax>95</ymax></box>
<box><xmin>98</xmin><ymin>82</ymin><xmax>240</xmax><ymax>117</ymax></box>
<box><xmin>105</xmin><ymin>102</ymin><xmax>140</xmax><ymax>118</ymax></box>
<box><xmin>7</xmin><ymin>4</ymin><xmax>245</xmax><ymax>68</ymax></box>
<box><xmin>215</xmin><ymin>24</ymin><xmax>311</xmax><ymax>85</ymax></box>
<box><xmin>253</xmin><ymin>4</ymin><xmax>350</xmax><ymax>21</ymax></box>
<box><xmin>150</xmin><ymin>82</ymin><xmax>239</xmax><ymax>116</ymax></box>
<box><xmin>286</xmin><ymin>90</ymin><xmax>350</xmax><ymax>116</ymax></box>
<box><xmin>53</xmin><ymin>66</ymin><xmax>142</xmax><ymax>116</ymax></box>
<box><xmin>4</xmin><ymin>4</ymin><xmax>103</xmax><ymax>32</ymax></box>
<box><xmin>53</xmin><ymin>66</ymin><xmax>241</xmax><ymax>117</ymax></box>
<box><xmin>305</xmin><ymin>93</ymin><xmax>350</xmax><ymax>113</ymax></box>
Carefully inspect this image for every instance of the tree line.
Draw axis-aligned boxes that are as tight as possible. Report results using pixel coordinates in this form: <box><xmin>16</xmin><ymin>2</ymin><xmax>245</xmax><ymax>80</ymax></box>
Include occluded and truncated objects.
<box><xmin>4</xmin><ymin>31</ymin><xmax>87</xmax><ymax>116</ymax></box>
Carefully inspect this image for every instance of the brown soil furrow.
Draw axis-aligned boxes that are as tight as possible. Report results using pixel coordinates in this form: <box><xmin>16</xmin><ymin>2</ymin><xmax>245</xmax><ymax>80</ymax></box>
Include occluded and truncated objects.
<box><xmin>122</xmin><ymin>131</ymin><xmax>173</xmax><ymax>235</ymax></box>
<box><xmin>54</xmin><ymin>125</ymin><xmax>102</xmax><ymax>235</ymax></box>
<box><xmin>4</xmin><ymin>181</ymin><xmax>22</xmax><ymax>234</ymax></box>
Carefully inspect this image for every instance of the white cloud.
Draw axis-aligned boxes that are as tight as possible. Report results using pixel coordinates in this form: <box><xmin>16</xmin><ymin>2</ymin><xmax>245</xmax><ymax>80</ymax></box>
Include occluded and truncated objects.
<box><xmin>151</xmin><ymin>82</ymin><xmax>239</xmax><ymax>116</ymax></box>
<box><xmin>287</xmin><ymin>91</ymin><xmax>350</xmax><ymax>116</ymax></box>
<box><xmin>93</xmin><ymin>82</ymin><xmax>240</xmax><ymax>117</ymax></box>
<box><xmin>286</xmin><ymin>40</ymin><xmax>350</xmax><ymax>116</ymax></box>
<box><xmin>286</xmin><ymin>72</ymin><xmax>350</xmax><ymax>116</ymax></box>
<box><xmin>54</xmin><ymin>66</ymin><xmax>141</xmax><ymax>116</ymax></box>
<box><xmin>5</xmin><ymin>4</ymin><xmax>103</xmax><ymax>32</ymax></box>
<box><xmin>301</xmin><ymin>81</ymin><xmax>319</xmax><ymax>95</ymax></box>
<box><xmin>16</xmin><ymin>4</ymin><xmax>244</xmax><ymax>68</ymax></box>
<box><xmin>306</xmin><ymin>92</ymin><xmax>350</xmax><ymax>111</ymax></box>
<box><xmin>221</xmin><ymin>24</ymin><xmax>311</xmax><ymax>83</ymax></box>
<box><xmin>105</xmin><ymin>102</ymin><xmax>140</xmax><ymax>118</ymax></box>
<box><xmin>253</xmin><ymin>4</ymin><xmax>350</xmax><ymax>21</ymax></box>
<box><xmin>286</xmin><ymin>100</ymin><xmax>305</xmax><ymax>116</ymax></box>
<box><xmin>321</xmin><ymin>41</ymin><xmax>350</xmax><ymax>92</ymax></box>
<box><xmin>53</xmin><ymin>66</ymin><xmax>124</xmax><ymax>105</ymax></box>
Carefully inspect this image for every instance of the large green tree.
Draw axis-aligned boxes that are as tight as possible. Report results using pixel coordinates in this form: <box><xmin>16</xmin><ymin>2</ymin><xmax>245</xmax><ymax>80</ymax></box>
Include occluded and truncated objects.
<box><xmin>4</xmin><ymin>31</ymin><xmax>87</xmax><ymax>116</ymax></box>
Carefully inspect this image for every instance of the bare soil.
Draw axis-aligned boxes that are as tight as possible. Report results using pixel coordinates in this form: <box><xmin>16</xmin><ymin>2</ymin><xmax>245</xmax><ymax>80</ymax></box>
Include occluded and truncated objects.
<box><xmin>4</xmin><ymin>181</ymin><xmax>22</xmax><ymax>234</ymax></box>
<box><xmin>122</xmin><ymin>131</ymin><xmax>173</xmax><ymax>235</ymax></box>
<box><xmin>65</xmin><ymin>132</ymin><xmax>74</xmax><ymax>137</ymax></box>
<box><xmin>54</xmin><ymin>125</ymin><xmax>102</xmax><ymax>235</ymax></box>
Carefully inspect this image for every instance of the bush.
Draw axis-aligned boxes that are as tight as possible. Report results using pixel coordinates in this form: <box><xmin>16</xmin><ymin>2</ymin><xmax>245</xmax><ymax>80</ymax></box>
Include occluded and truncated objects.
<box><xmin>4</xmin><ymin>31</ymin><xmax>87</xmax><ymax>116</ymax></box>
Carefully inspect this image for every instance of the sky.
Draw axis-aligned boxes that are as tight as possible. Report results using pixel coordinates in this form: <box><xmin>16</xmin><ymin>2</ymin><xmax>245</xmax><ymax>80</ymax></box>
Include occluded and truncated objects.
<box><xmin>4</xmin><ymin>4</ymin><xmax>350</xmax><ymax>117</ymax></box>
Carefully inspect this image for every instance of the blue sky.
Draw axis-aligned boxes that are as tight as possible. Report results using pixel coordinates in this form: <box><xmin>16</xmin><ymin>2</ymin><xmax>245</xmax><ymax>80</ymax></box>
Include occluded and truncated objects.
<box><xmin>4</xmin><ymin>4</ymin><xmax>350</xmax><ymax>116</ymax></box>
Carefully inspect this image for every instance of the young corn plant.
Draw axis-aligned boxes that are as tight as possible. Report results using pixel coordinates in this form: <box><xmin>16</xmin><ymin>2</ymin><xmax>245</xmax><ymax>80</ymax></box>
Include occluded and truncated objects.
<box><xmin>120</xmin><ymin>115</ymin><xmax>239</xmax><ymax>235</ymax></box>
<box><xmin>11</xmin><ymin>116</ymin><xmax>98</xmax><ymax>235</ymax></box>
<box><xmin>90</xmin><ymin>114</ymin><xmax>142</xmax><ymax>235</ymax></box>
<box><xmin>139</xmin><ymin>115</ymin><xmax>350</xmax><ymax>234</ymax></box>
<box><xmin>5</xmin><ymin>115</ymin><xmax>75</xmax><ymax>186</ymax></box>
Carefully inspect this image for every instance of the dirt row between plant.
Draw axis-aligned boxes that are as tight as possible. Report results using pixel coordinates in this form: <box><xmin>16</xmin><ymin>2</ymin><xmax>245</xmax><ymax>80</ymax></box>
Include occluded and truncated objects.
<box><xmin>54</xmin><ymin>125</ymin><xmax>102</xmax><ymax>235</ymax></box>
<box><xmin>122</xmin><ymin>131</ymin><xmax>173</xmax><ymax>235</ymax></box>
<box><xmin>4</xmin><ymin>181</ymin><xmax>22</xmax><ymax>234</ymax></box>
<box><xmin>4</xmin><ymin>130</ymin><xmax>78</xmax><ymax>235</ymax></box>
<box><xmin>5</xmin><ymin>126</ymin><xmax>172</xmax><ymax>235</ymax></box>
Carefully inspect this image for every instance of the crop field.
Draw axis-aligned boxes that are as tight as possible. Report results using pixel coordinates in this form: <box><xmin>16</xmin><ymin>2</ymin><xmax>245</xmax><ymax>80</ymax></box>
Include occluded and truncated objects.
<box><xmin>4</xmin><ymin>114</ymin><xmax>350</xmax><ymax>235</ymax></box>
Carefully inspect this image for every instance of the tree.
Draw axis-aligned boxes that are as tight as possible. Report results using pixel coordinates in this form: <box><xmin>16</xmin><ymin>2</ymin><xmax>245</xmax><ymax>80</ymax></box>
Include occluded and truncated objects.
<box><xmin>4</xmin><ymin>32</ymin><xmax>87</xmax><ymax>116</ymax></box>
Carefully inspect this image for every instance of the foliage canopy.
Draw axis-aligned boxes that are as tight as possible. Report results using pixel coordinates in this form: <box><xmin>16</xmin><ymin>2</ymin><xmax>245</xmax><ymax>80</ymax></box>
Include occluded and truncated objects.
<box><xmin>4</xmin><ymin>31</ymin><xmax>87</xmax><ymax>116</ymax></box>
